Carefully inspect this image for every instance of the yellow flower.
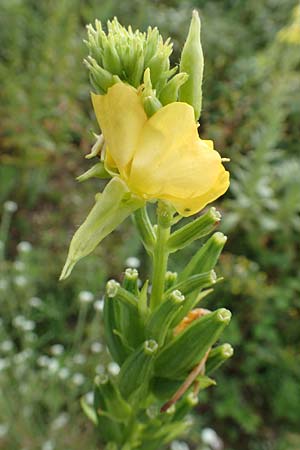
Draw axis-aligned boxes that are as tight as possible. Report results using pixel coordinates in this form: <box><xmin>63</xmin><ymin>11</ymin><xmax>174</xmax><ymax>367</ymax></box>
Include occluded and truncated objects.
<box><xmin>92</xmin><ymin>82</ymin><xmax>229</xmax><ymax>216</ymax></box>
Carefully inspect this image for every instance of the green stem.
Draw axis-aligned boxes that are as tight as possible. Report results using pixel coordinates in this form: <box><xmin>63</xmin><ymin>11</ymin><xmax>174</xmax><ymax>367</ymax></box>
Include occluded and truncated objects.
<box><xmin>150</xmin><ymin>202</ymin><xmax>172</xmax><ymax>310</ymax></box>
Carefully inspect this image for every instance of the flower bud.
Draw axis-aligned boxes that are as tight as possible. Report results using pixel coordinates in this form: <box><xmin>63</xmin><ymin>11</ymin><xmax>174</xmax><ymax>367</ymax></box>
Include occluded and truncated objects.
<box><xmin>206</xmin><ymin>343</ymin><xmax>234</xmax><ymax>374</ymax></box>
<box><xmin>103</xmin><ymin>293</ymin><xmax>129</xmax><ymax>365</ymax></box>
<box><xmin>165</xmin><ymin>271</ymin><xmax>178</xmax><ymax>290</ymax></box>
<box><xmin>168</xmin><ymin>207</ymin><xmax>221</xmax><ymax>252</ymax></box>
<box><xmin>179</xmin><ymin>10</ymin><xmax>204</xmax><ymax>120</ymax></box>
<box><xmin>160</xmin><ymin>72</ymin><xmax>189</xmax><ymax>105</ymax></box>
<box><xmin>155</xmin><ymin>308</ymin><xmax>231</xmax><ymax>379</ymax></box>
<box><xmin>119</xmin><ymin>340</ymin><xmax>158</xmax><ymax>402</ymax></box>
<box><xmin>146</xmin><ymin>290</ymin><xmax>185</xmax><ymax>346</ymax></box>
<box><xmin>179</xmin><ymin>232</ymin><xmax>227</xmax><ymax>280</ymax></box>
<box><xmin>122</xmin><ymin>268</ymin><xmax>139</xmax><ymax>295</ymax></box>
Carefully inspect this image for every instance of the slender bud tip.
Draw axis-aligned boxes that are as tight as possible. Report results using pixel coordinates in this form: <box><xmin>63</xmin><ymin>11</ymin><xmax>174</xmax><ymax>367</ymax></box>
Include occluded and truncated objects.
<box><xmin>170</xmin><ymin>289</ymin><xmax>185</xmax><ymax>303</ymax></box>
<box><xmin>213</xmin><ymin>232</ymin><xmax>227</xmax><ymax>245</ymax></box>
<box><xmin>210</xmin><ymin>207</ymin><xmax>222</xmax><ymax>222</ymax></box>
<box><xmin>144</xmin><ymin>339</ymin><xmax>158</xmax><ymax>355</ymax></box>
<box><xmin>124</xmin><ymin>267</ymin><xmax>139</xmax><ymax>280</ymax></box>
<box><xmin>59</xmin><ymin>258</ymin><xmax>75</xmax><ymax>281</ymax></box>
<box><xmin>216</xmin><ymin>308</ymin><xmax>232</xmax><ymax>324</ymax></box>
<box><xmin>210</xmin><ymin>270</ymin><xmax>217</xmax><ymax>284</ymax></box>
<box><xmin>106</xmin><ymin>280</ymin><xmax>120</xmax><ymax>297</ymax></box>
<box><xmin>221</xmin><ymin>343</ymin><xmax>234</xmax><ymax>358</ymax></box>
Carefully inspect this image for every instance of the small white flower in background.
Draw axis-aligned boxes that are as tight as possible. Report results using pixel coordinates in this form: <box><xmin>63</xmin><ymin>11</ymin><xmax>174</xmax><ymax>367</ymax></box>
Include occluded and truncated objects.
<box><xmin>91</xmin><ymin>341</ymin><xmax>103</xmax><ymax>353</ymax></box>
<box><xmin>201</xmin><ymin>428</ymin><xmax>223</xmax><ymax>450</ymax></box>
<box><xmin>94</xmin><ymin>298</ymin><xmax>104</xmax><ymax>312</ymax></box>
<box><xmin>48</xmin><ymin>358</ymin><xmax>60</xmax><ymax>373</ymax></box>
<box><xmin>1</xmin><ymin>340</ymin><xmax>13</xmax><ymax>352</ymax></box>
<box><xmin>17</xmin><ymin>241</ymin><xmax>32</xmax><ymax>253</ymax></box>
<box><xmin>13</xmin><ymin>315</ymin><xmax>26</xmax><ymax>328</ymax></box>
<box><xmin>58</xmin><ymin>367</ymin><xmax>70</xmax><ymax>380</ymax></box>
<box><xmin>50</xmin><ymin>344</ymin><xmax>64</xmax><ymax>356</ymax></box>
<box><xmin>14</xmin><ymin>275</ymin><xmax>28</xmax><ymax>287</ymax></box>
<box><xmin>4</xmin><ymin>200</ymin><xmax>18</xmax><ymax>213</ymax></box>
<box><xmin>107</xmin><ymin>361</ymin><xmax>120</xmax><ymax>376</ymax></box>
<box><xmin>0</xmin><ymin>358</ymin><xmax>10</xmax><ymax>371</ymax></box>
<box><xmin>51</xmin><ymin>412</ymin><xmax>69</xmax><ymax>431</ymax></box>
<box><xmin>0</xmin><ymin>423</ymin><xmax>9</xmax><ymax>438</ymax></box>
<box><xmin>37</xmin><ymin>355</ymin><xmax>52</xmax><ymax>367</ymax></box>
<box><xmin>85</xmin><ymin>391</ymin><xmax>94</xmax><ymax>405</ymax></box>
<box><xmin>22</xmin><ymin>319</ymin><xmax>36</xmax><ymax>332</ymax></box>
<box><xmin>78</xmin><ymin>290</ymin><xmax>94</xmax><ymax>304</ymax></box>
<box><xmin>72</xmin><ymin>373</ymin><xmax>85</xmax><ymax>386</ymax></box>
<box><xmin>95</xmin><ymin>364</ymin><xmax>105</xmax><ymax>374</ymax></box>
<box><xmin>0</xmin><ymin>279</ymin><xmax>8</xmax><ymax>290</ymax></box>
<box><xmin>170</xmin><ymin>440</ymin><xmax>190</xmax><ymax>450</ymax></box>
<box><xmin>14</xmin><ymin>349</ymin><xmax>33</xmax><ymax>364</ymax></box>
<box><xmin>73</xmin><ymin>353</ymin><xmax>86</xmax><ymax>365</ymax></box>
<box><xmin>14</xmin><ymin>260</ymin><xmax>25</xmax><ymax>271</ymax></box>
<box><xmin>42</xmin><ymin>440</ymin><xmax>54</xmax><ymax>450</ymax></box>
<box><xmin>29</xmin><ymin>296</ymin><xmax>43</xmax><ymax>308</ymax></box>
<box><xmin>125</xmin><ymin>256</ymin><xmax>140</xmax><ymax>268</ymax></box>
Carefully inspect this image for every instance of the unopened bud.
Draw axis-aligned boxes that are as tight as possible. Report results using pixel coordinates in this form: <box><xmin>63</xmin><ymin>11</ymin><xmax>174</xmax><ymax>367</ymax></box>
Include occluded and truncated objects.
<box><xmin>179</xmin><ymin>10</ymin><xmax>204</xmax><ymax>120</ymax></box>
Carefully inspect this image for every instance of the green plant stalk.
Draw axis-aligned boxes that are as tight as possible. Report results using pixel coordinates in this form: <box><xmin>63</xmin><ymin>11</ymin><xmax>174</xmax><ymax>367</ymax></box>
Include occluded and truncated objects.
<box><xmin>149</xmin><ymin>202</ymin><xmax>173</xmax><ymax>310</ymax></box>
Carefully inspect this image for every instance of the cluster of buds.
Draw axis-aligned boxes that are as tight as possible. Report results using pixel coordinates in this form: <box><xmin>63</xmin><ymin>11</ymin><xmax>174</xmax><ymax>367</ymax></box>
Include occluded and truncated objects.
<box><xmin>82</xmin><ymin>206</ymin><xmax>233</xmax><ymax>449</ymax></box>
<box><xmin>84</xmin><ymin>12</ymin><xmax>203</xmax><ymax>120</ymax></box>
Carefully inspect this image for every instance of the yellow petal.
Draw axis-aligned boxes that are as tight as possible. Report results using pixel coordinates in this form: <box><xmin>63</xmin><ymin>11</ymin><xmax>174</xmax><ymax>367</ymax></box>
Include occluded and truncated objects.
<box><xmin>167</xmin><ymin>169</ymin><xmax>230</xmax><ymax>216</ymax></box>
<box><xmin>128</xmin><ymin>102</ymin><xmax>229</xmax><ymax>214</ymax></box>
<box><xmin>91</xmin><ymin>83</ymin><xmax>147</xmax><ymax>178</ymax></box>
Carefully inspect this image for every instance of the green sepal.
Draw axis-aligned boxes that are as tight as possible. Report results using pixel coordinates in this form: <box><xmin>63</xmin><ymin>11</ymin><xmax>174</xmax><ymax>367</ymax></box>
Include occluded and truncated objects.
<box><xmin>164</xmin><ymin>270</ymin><xmax>216</xmax><ymax>299</ymax></box>
<box><xmin>146</xmin><ymin>290</ymin><xmax>185</xmax><ymax>346</ymax></box>
<box><xmin>133</xmin><ymin>206</ymin><xmax>156</xmax><ymax>255</ymax></box>
<box><xmin>119</xmin><ymin>340</ymin><xmax>158</xmax><ymax>403</ymax></box>
<box><xmin>106</xmin><ymin>280</ymin><xmax>144</xmax><ymax>350</ymax></box>
<box><xmin>60</xmin><ymin>177</ymin><xmax>144</xmax><ymax>280</ymax></box>
<box><xmin>179</xmin><ymin>10</ymin><xmax>204</xmax><ymax>120</ymax></box>
<box><xmin>80</xmin><ymin>397</ymin><xmax>98</xmax><ymax>425</ymax></box>
<box><xmin>94</xmin><ymin>374</ymin><xmax>132</xmax><ymax>422</ymax></box>
<box><xmin>103</xmin><ymin>294</ymin><xmax>129</xmax><ymax>365</ymax></box>
<box><xmin>159</xmin><ymin>72</ymin><xmax>189</xmax><ymax>105</ymax></box>
<box><xmin>179</xmin><ymin>232</ymin><xmax>227</xmax><ymax>281</ymax></box>
<box><xmin>138</xmin><ymin>280</ymin><xmax>150</xmax><ymax>320</ymax></box>
<box><xmin>155</xmin><ymin>308</ymin><xmax>231</xmax><ymax>379</ymax></box>
<box><xmin>93</xmin><ymin>380</ymin><xmax>124</xmax><ymax>444</ymax></box>
<box><xmin>168</xmin><ymin>207</ymin><xmax>221</xmax><ymax>253</ymax></box>
<box><xmin>206</xmin><ymin>343</ymin><xmax>234</xmax><ymax>375</ymax></box>
<box><xmin>77</xmin><ymin>162</ymin><xmax>110</xmax><ymax>182</ymax></box>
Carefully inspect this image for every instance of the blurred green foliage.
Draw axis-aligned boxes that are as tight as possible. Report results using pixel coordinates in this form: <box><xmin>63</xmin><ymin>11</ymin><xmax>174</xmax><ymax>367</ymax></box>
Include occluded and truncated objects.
<box><xmin>1</xmin><ymin>0</ymin><xmax>300</xmax><ymax>449</ymax></box>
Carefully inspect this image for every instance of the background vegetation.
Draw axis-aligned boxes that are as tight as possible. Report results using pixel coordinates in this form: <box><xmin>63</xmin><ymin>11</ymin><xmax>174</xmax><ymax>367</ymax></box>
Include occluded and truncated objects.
<box><xmin>0</xmin><ymin>1</ymin><xmax>299</xmax><ymax>449</ymax></box>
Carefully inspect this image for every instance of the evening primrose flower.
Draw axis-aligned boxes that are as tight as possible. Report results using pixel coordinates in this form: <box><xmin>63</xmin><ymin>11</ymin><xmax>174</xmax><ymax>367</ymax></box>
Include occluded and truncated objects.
<box><xmin>92</xmin><ymin>82</ymin><xmax>229</xmax><ymax>216</ymax></box>
<box><xmin>60</xmin><ymin>13</ymin><xmax>230</xmax><ymax>280</ymax></box>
